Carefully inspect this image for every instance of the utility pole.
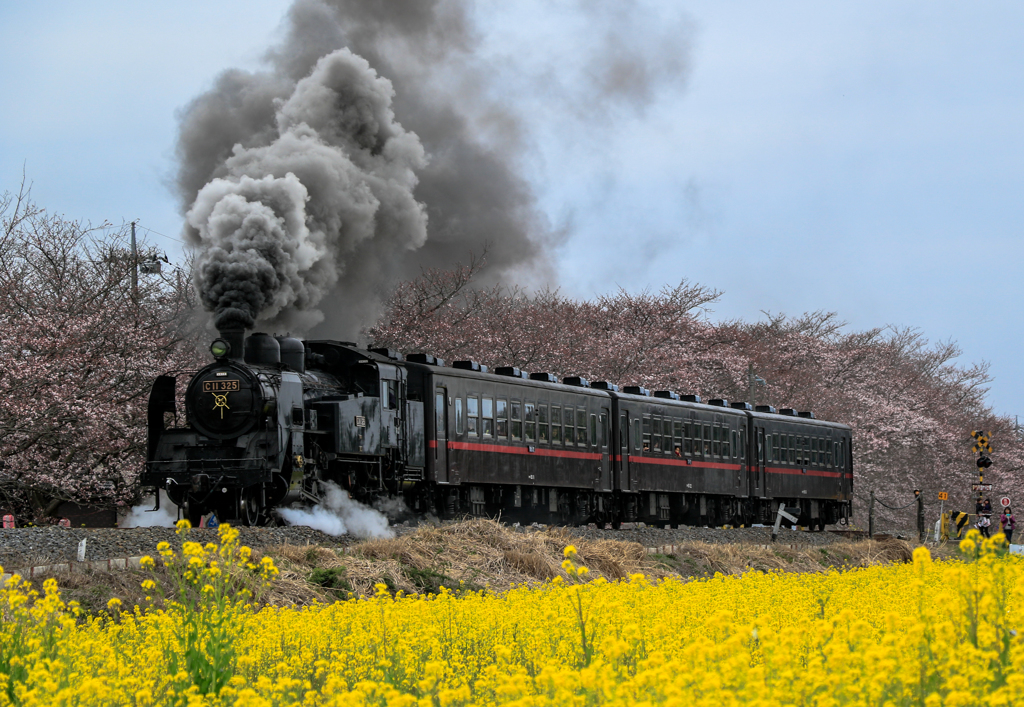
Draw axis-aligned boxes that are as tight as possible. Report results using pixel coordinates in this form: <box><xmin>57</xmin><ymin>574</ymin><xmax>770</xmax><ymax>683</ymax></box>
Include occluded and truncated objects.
<box><xmin>130</xmin><ymin>220</ymin><xmax>139</xmax><ymax>303</ymax></box>
<box><xmin>914</xmin><ymin>489</ymin><xmax>924</xmax><ymax>545</ymax></box>
<box><xmin>747</xmin><ymin>365</ymin><xmax>766</xmax><ymax>407</ymax></box>
<box><xmin>868</xmin><ymin>491</ymin><xmax>875</xmax><ymax>539</ymax></box>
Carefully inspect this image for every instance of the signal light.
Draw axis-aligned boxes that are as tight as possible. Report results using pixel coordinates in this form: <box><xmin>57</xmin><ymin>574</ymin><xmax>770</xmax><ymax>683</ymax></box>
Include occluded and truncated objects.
<box><xmin>210</xmin><ymin>339</ymin><xmax>231</xmax><ymax>358</ymax></box>
<box><xmin>977</xmin><ymin>455</ymin><xmax>993</xmax><ymax>469</ymax></box>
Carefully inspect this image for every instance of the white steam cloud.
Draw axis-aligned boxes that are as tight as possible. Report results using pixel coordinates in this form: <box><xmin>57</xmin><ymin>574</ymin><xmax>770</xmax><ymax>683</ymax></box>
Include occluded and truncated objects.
<box><xmin>279</xmin><ymin>482</ymin><xmax>393</xmax><ymax>538</ymax></box>
<box><xmin>120</xmin><ymin>491</ymin><xmax>178</xmax><ymax>528</ymax></box>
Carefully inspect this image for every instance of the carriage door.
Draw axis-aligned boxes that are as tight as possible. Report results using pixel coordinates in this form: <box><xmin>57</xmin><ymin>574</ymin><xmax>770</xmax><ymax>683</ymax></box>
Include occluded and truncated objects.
<box><xmin>598</xmin><ymin>408</ymin><xmax>611</xmax><ymax>490</ymax></box>
<box><xmin>619</xmin><ymin>411</ymin><xmax>633</xmax><ymax>491</ymax></box>
<box><xmin>434</xmin><ymin>388</ymin><xmax>449</xmax><ymax>483</ymax></box>
<box><xmin>756</xmin><ymin>427</ymin><xmax>766</xmax><ymax>497</ymax></box>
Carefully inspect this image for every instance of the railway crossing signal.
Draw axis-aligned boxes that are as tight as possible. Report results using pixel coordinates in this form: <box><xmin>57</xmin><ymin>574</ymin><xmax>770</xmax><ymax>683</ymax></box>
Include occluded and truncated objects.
<box><xmin>971</xmin><ymin>430</ymin><xmax>992</xmax><ymax>453</ymax></box>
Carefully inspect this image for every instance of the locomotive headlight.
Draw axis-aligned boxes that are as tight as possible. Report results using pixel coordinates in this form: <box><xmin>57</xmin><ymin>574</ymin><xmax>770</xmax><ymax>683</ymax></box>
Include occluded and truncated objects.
<box><xmin>210</xmin><ymin>338</ymin><xmax>231</xmax><ymax>358</ymax></box>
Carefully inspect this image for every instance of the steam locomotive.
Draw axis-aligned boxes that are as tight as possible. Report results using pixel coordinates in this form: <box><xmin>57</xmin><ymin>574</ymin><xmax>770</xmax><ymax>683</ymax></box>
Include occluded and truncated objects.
<box><xmin>142</xmin><ymin>330</ymin><xmax>853</xmax><ymax>528</ymax></box>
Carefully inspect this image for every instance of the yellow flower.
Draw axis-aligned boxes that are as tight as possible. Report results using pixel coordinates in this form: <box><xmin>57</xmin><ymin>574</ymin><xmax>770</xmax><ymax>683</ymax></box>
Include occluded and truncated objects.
<box><xmin>563</xmin><ymin>545</ymin><xmax>578</xmax><ymax>559</ymax></box>
<box><xmin>141</xmin><ymin>580</ymin><xmax>156</xmax><ymax>592</ymax></box>
<box><xmin>106</xmin><ymin>597</ymin><xmax>122</xmax><ymax>611</ymax></box>
<box><xmin>139</xmin><ymin>555</ymin><xmax>155</xmax><ymax>570</ymax></box>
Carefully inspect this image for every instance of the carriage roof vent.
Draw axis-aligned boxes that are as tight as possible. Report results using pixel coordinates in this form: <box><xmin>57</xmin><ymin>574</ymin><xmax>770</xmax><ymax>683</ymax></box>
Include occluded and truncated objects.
<box><xmin>407</xmin><ymin>353</ymin><xmax>446</xmax><ymax>366</ymax></box>
<box><xmin>708</xmin><ymin>398</ymin><xmax>729</xmax><ymax>407</ymax></box>
<box><xmin>731</xmin><ymin>402</ymin><xmax>753</xmax><ymax>410</ymax></box>
<box><xmin>562</xmin><ymin>376</ymin><xmax>590</xmax><ymax>388</ymax></box>
<box><xmin>368</xmin><ymin>346</ymin><xmax>399</xmax><ymax>360</ymax></box>
<box><xmin>623</xmin><ymin>386</ymin><xmax>651</xmax><ymax>396</ymax></box>
<box><xmin>680</xmin><ymin>394</ymin><xmax>702</xmax><ymax>403</ymax></box>
<box><xmin>453</xmin><ymin>360</ymin><xmax>487</xmax><ymax>372</ymax></box>
<box><xmin>654</xmin><ymin>390</ymin><xmax>680</xmax><ymax>400</ymax></box>
<box><xmin>495</xmin><ymin>366</ymin><xmax>528</xmax><ymax>379</ymax></box>
<box><xmin>529</xmin><ymin>372</ymin><xmax>558</xmax><ymax>383</ymax></box>
<box><xmin>778</xmin><ymin>408</ymin><xmax>797</xmax><ymax>416</ymax></box>
<box><xmin>755</xmin><ymin>405</ymin><xmax>778</xmax><ymax>414</ymax></box>
<box><xmin>798</xmin><ymin>411</ymin><xmax>816</xmax><ymax>419</ymax></box>
<box><xmin>591</xmin><ymin>381</ymin><xmax>619</xmax><ymax>391</ymax></box>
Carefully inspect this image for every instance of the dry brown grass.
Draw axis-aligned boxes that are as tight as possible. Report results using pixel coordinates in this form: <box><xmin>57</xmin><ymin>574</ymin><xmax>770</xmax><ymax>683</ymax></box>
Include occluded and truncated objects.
<box><xmin>17</xmin><ymin>521</ymin><xmax>932</xmax><ymax>611</ymax></box>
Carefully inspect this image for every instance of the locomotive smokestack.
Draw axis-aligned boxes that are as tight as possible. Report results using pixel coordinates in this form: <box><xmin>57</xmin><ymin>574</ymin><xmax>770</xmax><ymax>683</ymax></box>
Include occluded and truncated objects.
<box><xmin>218</xmin><ymin>328</ymin><xmax>245</xmax><ymax>362</ymax></box>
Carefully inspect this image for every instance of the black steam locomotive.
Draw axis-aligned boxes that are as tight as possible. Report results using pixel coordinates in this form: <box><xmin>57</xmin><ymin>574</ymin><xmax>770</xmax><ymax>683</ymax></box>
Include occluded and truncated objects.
<box><xmin>142</xmin><ymin>330</ymin><xmax>853</xmax><ymax>528</ymax></box>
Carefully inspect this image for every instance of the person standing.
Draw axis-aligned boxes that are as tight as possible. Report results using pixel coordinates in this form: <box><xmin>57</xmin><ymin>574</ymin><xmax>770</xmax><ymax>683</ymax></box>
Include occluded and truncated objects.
<box><xmin>976</xmin><ymin>514</ymin><xmax>991</xmax><ymax>538</ymax></box>
<box><xmin>1001</xmin><ymin>508</ymin><xmax>1016</xmax><ymax>544</ymax></box>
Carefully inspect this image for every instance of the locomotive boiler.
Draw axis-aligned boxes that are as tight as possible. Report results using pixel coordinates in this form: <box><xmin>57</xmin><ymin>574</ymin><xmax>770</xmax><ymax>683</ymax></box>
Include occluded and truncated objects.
<box><xmin>142</xmin><ymin>330</ymin><xmax>853</xmax><ymax>529</ymax></box>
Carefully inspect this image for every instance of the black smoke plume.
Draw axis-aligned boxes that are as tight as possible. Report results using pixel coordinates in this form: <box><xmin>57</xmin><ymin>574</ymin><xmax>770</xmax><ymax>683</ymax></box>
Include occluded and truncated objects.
<box><xmin>177</xmin><ymin>0</ymin><xmax>691</xmax><ymax>335</ymax></box>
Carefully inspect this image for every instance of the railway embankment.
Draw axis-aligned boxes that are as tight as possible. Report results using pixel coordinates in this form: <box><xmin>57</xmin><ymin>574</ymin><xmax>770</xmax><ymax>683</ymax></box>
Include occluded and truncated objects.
<box><xmin>0</xmin><ymin>519</ymin><xmax>940</xmax><ymax>613</ymax></box>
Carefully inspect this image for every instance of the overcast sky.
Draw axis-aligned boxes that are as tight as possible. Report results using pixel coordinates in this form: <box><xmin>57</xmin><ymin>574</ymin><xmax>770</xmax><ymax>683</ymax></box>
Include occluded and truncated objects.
<box><xmin>1</xmin><ymin>1</ymin><xmax>1021</xmax><ymax>419</ymax></box>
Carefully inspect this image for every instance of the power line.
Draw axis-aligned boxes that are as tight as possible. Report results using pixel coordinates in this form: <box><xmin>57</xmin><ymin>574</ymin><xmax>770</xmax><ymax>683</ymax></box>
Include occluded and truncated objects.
<box><xmin>135</xmin><ymin>224</ymin><xmax>187</xmax><ymax>246</ymax></box>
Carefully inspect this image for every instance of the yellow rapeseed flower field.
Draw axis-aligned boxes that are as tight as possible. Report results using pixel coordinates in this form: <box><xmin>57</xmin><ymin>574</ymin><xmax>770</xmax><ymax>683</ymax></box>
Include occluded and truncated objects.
<box><xmin>1</xmin><ymin>526</ymin><xmax>1022</xmax><ymax>706</ymax></box>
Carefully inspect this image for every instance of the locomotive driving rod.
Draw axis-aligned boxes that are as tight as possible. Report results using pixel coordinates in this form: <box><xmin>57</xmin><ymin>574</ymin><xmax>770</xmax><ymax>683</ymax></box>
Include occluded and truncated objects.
<box><xmin>772</xmin><ymin>505</ymin><xmax>800</xmax><ymax>542</ymax></box>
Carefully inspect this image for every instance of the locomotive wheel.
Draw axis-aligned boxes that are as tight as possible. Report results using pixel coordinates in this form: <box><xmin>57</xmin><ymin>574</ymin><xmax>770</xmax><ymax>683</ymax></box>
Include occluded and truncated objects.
<box><xmin>184</xmin><ymin>500</ymin><xmax>202</xmax><ymax>528</ymax></box>
<box><xmin>242</xmin><ymin>487</ymin><xmax>267</xmax><ymax>527</ymax></box>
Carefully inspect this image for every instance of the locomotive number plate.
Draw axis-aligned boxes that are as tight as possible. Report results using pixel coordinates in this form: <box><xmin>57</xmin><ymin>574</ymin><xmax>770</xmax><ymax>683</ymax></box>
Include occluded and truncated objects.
<box><xmin>203</xmin><ymin>380</ymin><xmax>240</xmax><ymax>392</ymax></box>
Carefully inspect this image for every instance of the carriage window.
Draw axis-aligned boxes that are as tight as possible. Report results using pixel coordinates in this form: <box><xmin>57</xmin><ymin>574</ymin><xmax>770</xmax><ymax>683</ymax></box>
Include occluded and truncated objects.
<box><xmin>564</xmin><ymin>407</ymin><xmax>575</xmax><ymax>446</ymax></box>
<box><xmin>524</xmin><ymin>402</ymin><xmax>535</xmax><ymax>442</ymax></box>
<box><xmin>722</xmin><ymin>427</ymin><xmax>730</xmax><ymax>458</ymax></box>
<box><xmin>482</xmin><ymin>397</ymin><xmax>494</xmax><ymax>438</ymax></box>
<box><xmin>674</xmin><ymin>421</ymin><xmax>684</xmax><ymax>456</ymax></box>
<box><xmin>551</xmin><ymin>406</ymin><xmax>562</xmax><ymax>444</ymax></box>
<box><xmin>496</xmin><ymin>398</ymin><xmax>508</xmax><ymax>439</ymax></box>
<box><xmin>511</xmin><ymin>400</ymin><xmax>522</xmax><ymax>441</ymax></box>
<box><xmin>642</xmin><ymin>415</ymin><xmax>651</xmax><ymax>452</ymax></box>
<box><xmin>590</xmin><ymin>414</ymin><xmax>597</xmax><ymax>448</ymax></box>
<box><xmin>772</xmin><ymin>434</ymin><xmax>779</xmax><ymax>462</ymax></box>
<box><xmin>731</xmin><ymin>429</ymin><xmax>738</xmax><ymax>458</ymax></box>
<box><xmin>692</xmin><ymin>423</ymin><xmax>701</xmax><ymax>457</ymax></box>
<box><xmin>538</xmin><ymin>405</ymin><xmax>549</xmax><ymax>443</ymax></box>
<box><xmin>826</xmin><ymin>439</ymin><xmax>833</xmax><ymax>467</ymax></box>
<box><xmin>456</xmin><ymin>398</ymin><xmax>464</xmax><ymax>435</ymax></box>
<box><xmin>633</xmin><ymin>418</ymin><xmax>641</xmax><ymax>450</ymax></box>
<box><xmin>684</xmin><ymin>422</ymin><xmax>693</xmax><ymax>456</ymax></box>
<box><xmin>712</xmin><ymin>426</ymin><xmax>721</xmax><ymax>458</ymax></box>
<box><xmin>788</xmin><ymin>435</ymin><xmax>795</xmax><ymax>464</ymax></box>
<box><xmin>652</xmin><ymin>416</ymin><xmax>662</xmax><ymax>452</ymax></box>
<box><xmin>703</xmin><ymin>425</ymin><xmax>712</xmax><ymax>456</ymax></box>
<box><xmin>600</xmin><ymin>412</ymin><xmax>609</xmax><ymax>448</ymax></box>
<box><xmin>620</xmin><ymin>414</ymin><xmax>628</xmax><ymax>448</ymax></box>
<box><xmin>467</xmin><ymin>396</ymin><xmax>479</xmax><ymax>436</ymax></box>
<box><xmin>739</xmin><ymin>429</ymin><xmax>746</xmax><ymax>462</ymax></box>
<box><xmin>765</xmin><ymin>433</ymin><xmax>772</xmax><ymax>462</ymax></box>
<box><xmin>840</xmin><ymin>440</ymin><xmax>846</xmax><ymax>468</ymax></box>
<box><xmin>576</xmin><ymin>408</ymin><xmax>587</xmax><ymax>447</ymax></box>
<box><xmin>435</xmin><ymin>393</ymin><xmax>445</xmax><ymax>437</ymax></box>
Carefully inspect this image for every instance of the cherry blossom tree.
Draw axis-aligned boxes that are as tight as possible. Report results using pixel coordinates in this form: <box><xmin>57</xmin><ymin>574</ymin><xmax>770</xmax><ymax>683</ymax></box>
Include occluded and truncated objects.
<box><xmin>0</xmin><ymin>182</ymin><xmax>203</xmax><ymax>518</ymax></box>
<box><xmin>369</xmin><ymin>262</ymin><xmax>1024</xmax><ymax>529</ymax></box>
